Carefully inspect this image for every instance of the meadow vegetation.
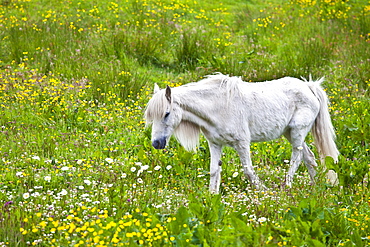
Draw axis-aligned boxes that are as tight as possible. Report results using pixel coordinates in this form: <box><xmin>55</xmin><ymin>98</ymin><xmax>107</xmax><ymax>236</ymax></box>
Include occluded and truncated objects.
<box><xmin>0</xmin><ymin>0</ymin><xmax>369</xmax><ymax>246</ymax></box>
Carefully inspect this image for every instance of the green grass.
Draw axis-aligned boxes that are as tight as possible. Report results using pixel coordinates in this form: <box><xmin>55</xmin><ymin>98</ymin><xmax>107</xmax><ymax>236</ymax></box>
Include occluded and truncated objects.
<box><xmin>0</xmin><ymin>0</ymin><xmax>369</xmax><ymax>246</ymax></box>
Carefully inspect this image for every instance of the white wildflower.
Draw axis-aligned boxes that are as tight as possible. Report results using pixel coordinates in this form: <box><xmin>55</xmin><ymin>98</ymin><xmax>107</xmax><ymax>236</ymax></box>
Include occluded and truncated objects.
<box><xmin>16</xmin><ymin>172</ymin><xmax>24</xmax><ymax>177</ymax></box>
<box><xmin>84</xmin><ymin>180</ymin><xmax>91</xmax><ymax>186</ymax></box>
<box><xmin>258</xmin><ymin>217</ymin><xmax>267</xmax><ymax>223</ymax></box>
<box><xmin>23</xmin><ymin>193</ymin><xmax>30</xmax><ymax>199</ymax></box>
<box><xmin>32</xmin><ymin>192</ymin><xmax>40</xmax><ymax>197</ymax></box>
<box><xmin>105</xmin><ymin>158</ymin><xmax>114</xmax><ymax>164</ymax></box>
<box><xmin>141</xmin><ymin>165</ymin><xmax>149</xmax><ymax>170</ymax></box>
<box><xmin>137</xmin><ymin>164</ymin><xmax>150</xmax><ymax>176</ymax></box>
<box><xmin>59</xmin><ymin>189</ymin><xmax>68</xmax><ymax>196</ymax></box>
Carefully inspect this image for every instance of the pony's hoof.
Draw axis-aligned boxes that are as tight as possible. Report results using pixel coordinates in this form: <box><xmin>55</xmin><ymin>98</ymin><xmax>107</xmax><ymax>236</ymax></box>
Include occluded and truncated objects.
<box><xmin>253</xmin><ymin>182</ymin><xmax>267</xmax><ymax>191</ymax></box>
<box><xmin>285</xmin><ymin>182</ymin><xmax>292</xmax><ymax>188</ymax></box>
<box><xmin>209</xmin><ymin>189</ymin><xmax>219</xmax><ymax>194</ymax></box>
<box><xmin>281</xmin><ymin>181</ymin><xmax>292</xmax><ymax>189</ymax></box>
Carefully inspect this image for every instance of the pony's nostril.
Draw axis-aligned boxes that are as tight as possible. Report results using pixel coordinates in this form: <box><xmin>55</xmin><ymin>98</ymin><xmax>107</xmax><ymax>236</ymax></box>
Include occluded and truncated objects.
<box><xmin>152</xmin><ymin>140</ymin><xmax>160</xmax><ymax>149</ymax></box>
<box><xmin>152</xmin><ymin>138</ymin><xmax>166</xmax><ymax>149</ymax></box>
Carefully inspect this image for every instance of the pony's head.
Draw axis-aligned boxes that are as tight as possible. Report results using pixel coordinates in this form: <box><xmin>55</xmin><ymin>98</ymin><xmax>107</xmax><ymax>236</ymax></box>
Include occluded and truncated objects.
<box><xmin>144</xmin><ymin>84</ymin><xmax>183</xmax><ymax>149</ymax></box>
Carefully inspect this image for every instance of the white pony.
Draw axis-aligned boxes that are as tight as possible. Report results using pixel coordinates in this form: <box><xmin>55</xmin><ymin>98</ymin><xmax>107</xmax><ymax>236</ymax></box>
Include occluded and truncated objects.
<box><xmin>144</xmin><ymin>73</ymin><xmax>339</xmax><ymax>193</ymax></box>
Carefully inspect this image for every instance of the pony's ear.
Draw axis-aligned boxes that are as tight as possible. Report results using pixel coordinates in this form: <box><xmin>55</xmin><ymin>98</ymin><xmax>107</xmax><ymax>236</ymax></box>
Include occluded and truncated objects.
<box><xmin>154</xmin><ymin>83</ymin><xmax>160</xmax><ymax>94</ymax></box>
<box><xmin>165</xmin><ymin>85</ymin><xmax>171</xmax><ymax>103</ymax></box>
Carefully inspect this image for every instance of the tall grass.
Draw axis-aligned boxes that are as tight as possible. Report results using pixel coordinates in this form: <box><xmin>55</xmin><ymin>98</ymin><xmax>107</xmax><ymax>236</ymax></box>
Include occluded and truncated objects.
<box><xmin>0</xmin><ymin>0</ymin><xmax>369</xmax><ymax>246</ymax></box>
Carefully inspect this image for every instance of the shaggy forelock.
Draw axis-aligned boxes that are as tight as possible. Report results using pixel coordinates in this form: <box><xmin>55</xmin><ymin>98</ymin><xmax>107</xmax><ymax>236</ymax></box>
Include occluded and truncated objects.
<box><xmin>144</xmin><ymin>90</ymin><xmax>171</xmax><ymax>124</ymax></box>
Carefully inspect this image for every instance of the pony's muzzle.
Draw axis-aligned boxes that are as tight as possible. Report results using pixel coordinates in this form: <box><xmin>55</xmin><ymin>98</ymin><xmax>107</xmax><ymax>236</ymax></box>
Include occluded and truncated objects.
<box><xmin>152</xmin><ymin>138</ymin><xmax>166</xmax><ymax>149</ymax></box>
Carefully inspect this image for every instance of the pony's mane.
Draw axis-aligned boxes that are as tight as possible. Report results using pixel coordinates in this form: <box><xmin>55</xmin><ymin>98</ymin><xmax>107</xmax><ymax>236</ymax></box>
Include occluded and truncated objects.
<box><xmin>187</xmin><ymin>73</ymin><xmax>243</xmax><ymax>101</ymax></box>
<box><xmin>174</xmin><ymin>120</ymin><xmax>200</xmax><ymax>151</ymax></box>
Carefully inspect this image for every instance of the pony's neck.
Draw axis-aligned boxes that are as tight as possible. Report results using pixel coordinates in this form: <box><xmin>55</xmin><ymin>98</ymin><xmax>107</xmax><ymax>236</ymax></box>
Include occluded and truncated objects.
<box><xmin>173</xmin><ymin>85</ymin><xmax>221</xmax><ymax>129</ymax></box>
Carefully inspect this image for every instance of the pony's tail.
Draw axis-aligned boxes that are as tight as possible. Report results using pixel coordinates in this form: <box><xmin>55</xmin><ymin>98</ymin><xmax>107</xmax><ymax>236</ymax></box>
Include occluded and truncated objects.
<box><xmin>307</xmin><ymin>78</ymin><xmax>339</xmax><ymax>164</ymax></box>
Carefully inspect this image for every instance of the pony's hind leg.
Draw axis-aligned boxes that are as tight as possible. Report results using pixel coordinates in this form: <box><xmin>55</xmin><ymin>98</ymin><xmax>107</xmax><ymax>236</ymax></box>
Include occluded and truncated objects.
<box><xmin>284</xmin><ymin>125</ymin><xmax>313</xmax><ymax>187</ymax></box>
<box><xmin>285</xmin><ymin>146</ymin><xmax>304</xmax><ymax>187</ymax></box>
<box><xmin>286</xmin><ymin>142</ymin><xmax>318</xmax><ymax>186</ymax></box>
<box><xmin>302</xmin><ymin>143</ymin><xmax>318</xmax><ymax>184</ymax></box>
<box><xmin>209</xmin><ymin>143</ymin><xmax>222</xmax><ymax>194</ymax></box>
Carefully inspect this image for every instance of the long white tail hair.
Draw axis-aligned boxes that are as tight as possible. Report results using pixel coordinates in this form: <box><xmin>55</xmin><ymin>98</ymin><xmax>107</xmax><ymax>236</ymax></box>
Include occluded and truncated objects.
<box><xmin>307</xmin><ymin>77</ymin><xmax>339</xmax><ymax>163</ymax></box>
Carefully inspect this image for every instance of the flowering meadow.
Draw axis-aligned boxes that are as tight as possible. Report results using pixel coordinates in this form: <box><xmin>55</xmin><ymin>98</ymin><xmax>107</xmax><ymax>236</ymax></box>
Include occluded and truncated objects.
<box><xmin>0</xmin><ymin>0</ymin><xmax>369</xmax><ymax>246</ymax></box>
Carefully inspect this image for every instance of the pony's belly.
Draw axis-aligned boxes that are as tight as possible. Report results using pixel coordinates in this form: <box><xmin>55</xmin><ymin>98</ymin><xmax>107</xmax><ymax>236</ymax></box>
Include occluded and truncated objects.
<box><xmin>251</xmin><ymin>135</ymin><xmax>281</xmax><ymax>143</ymax></box>
<box><xmin>203</xmin><ymin>123</ymin><xmax>287</xmax><ymax>144</ymax></box>
<box><xmin>249</xmin><ymin>127</ymin><xmax>287</xmax><ymax>143</ymax></box>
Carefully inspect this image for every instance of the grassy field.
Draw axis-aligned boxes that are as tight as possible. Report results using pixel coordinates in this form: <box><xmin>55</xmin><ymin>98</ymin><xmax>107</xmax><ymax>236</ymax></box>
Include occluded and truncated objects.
<box><xmin>0</xmin><ymin>0</ymin><xmax>369</xmax><ymax>246</ymax></box>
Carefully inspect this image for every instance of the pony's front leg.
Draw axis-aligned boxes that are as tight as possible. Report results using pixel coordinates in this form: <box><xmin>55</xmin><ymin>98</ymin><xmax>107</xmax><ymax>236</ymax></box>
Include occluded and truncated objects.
<box><xmin>235</xmin><ymin>142</ymin><xmax>264</xmax><ymax>190</ymax></box>
<box><xmin>209</xmin><ymin>143</ymin><xmax>222</xmax><ymax>194</ymax></box>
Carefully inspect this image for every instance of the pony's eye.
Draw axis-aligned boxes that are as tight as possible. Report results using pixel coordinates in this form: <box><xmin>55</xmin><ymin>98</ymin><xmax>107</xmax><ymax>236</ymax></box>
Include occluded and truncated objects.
<box><xmin>164</xmin><ymin>112</ymin><xmax>170</xmax><ymax>118</ymax></box>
